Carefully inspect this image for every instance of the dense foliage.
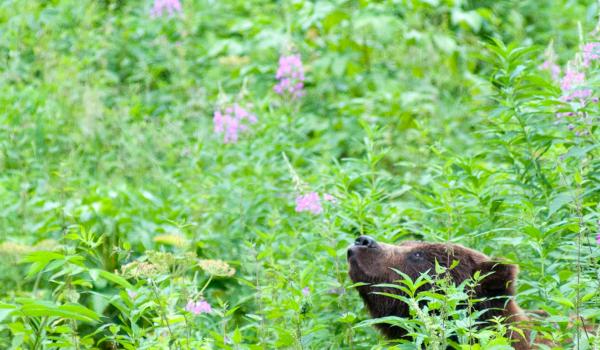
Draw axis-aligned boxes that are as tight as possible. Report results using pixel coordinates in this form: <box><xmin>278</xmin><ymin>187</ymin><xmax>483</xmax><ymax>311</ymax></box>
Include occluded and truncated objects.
<box><xmin>1</xmin><ymin>0</ymin><xmax>599</xmax><ymax>349</ymax></box>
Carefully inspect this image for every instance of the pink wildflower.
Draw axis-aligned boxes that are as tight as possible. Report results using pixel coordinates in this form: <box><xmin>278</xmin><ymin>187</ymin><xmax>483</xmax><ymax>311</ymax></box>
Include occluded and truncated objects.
<box><xmin>274</xmin><ymin>54</ymin><xmax>305</xmax><ymax>99</ymax></box>
<box><xmin>213</xmin><ymin>104</ymin><xmax>257</xmax><ymax>144</ymax></box>
<box><xmin>302</xmin><ymin>287</ymin><xmax>310</xmax><ymax>296</ymax></box>
<box><xmin>561</xmin><ymin>69</ymin><xmax>584</xmax><ymax>91</ymax></box>
<box><xmin>150</xmin><ymin>0</ymin><xmax>182</xmax><ymax>17</ymax></box>
<box><xmin>127</xmin><ymin>290</ymin><xmax>138</xmax><ymax>299</ymax></box>
<box><xmin>185</xmin><ymin>300</ymin><xmax>212</xmax><ymax>315</ymax></box>
<box><xmin>295</xmin><ymin>192</ymin><xmax>322</xmax><ymax>214</ymax></box>
<box><xmin>582</xmin><ymin>42</ymin><xmax>600</xmax><ymax>67</ymax></box>
<box><xmin>560</xmin><ymin>69</ymin><xmax>592</xmax><ymax>102</ymax></box>
<box><xmin>596</xmin><ymin>233</ymin><xmax>600</xmax><ymax>245</ymax></box>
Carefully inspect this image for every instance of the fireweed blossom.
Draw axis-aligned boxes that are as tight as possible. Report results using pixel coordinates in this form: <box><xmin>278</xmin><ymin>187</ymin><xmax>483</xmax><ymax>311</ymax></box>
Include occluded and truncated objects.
<box><xmin>560</xmin><ymin>69</ymin><xmax>592</xmax><ymax>102</ymax></box>
<box><xmin>582</xmin><ymin>42</ymin><xmax>600</xmax><ymax>67</ymax></box>
<box><xmin>213</xmin><ymin>104</ymin><xmax>257</xmax><ymax>143</ymax></box>
<box><xmin>185</xmin><ymin>300</ymin><xmax>212</xmax><ymax>315</ymax></box>
<box><xmin>274</xmin><ymin>54</ymin><xmax>305</xmax><ymax>99</ymax></box>
<box><xmin>150</xmin><ymin>0</ymin><xmax>182</xmax><ymax>17</ymax></box>
<box><xmin>295</xmin><ymin>192</ymin><xmax>322</xmax><ymax>214</ymax></box>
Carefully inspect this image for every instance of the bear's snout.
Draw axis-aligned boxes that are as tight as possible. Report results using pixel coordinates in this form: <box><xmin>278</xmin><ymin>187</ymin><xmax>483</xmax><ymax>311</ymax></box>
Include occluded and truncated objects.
<box><xmin>347</xmin><ymin>235</ymin><xmax>379</xmax><ymax>260</ymax></box>
<box><xmin>354</xmin><ymin>235</ymin><xmax>378</xmax><ymax>248</ymax></box>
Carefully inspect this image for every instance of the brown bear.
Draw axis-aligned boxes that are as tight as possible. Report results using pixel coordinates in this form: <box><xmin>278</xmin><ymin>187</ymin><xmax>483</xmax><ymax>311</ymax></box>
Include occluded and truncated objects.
<box><xmin>347</xmin><ymin>235</ymin><xmax>536</xmax><ymax>349</ymax></box>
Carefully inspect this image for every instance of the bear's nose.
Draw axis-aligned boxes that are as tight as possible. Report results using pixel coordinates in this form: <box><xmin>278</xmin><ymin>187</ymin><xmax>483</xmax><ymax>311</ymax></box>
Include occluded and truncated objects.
<box><xmin>354</xmin><ymin>235</ymin><xmax>377</xmax><ymax>248</ymax></box>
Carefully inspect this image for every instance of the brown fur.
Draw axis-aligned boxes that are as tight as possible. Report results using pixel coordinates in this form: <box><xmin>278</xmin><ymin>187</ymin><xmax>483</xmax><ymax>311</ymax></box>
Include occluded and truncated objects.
<box><xmin>347</xmin><ymin>237</ymin><xmax>535</xmax><ymax>349</ymax></box>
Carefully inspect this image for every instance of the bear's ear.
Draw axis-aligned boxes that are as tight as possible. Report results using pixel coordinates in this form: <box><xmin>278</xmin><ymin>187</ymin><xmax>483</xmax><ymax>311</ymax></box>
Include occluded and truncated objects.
<box><xmin>475</xmin><ymin>261</ymin><xmax>518</xmax><ymax>297</ymax></box>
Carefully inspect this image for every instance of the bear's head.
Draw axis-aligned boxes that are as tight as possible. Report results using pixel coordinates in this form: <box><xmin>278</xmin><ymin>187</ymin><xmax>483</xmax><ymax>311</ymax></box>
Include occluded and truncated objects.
<box><xmin>347</xmin><ymin>235</ymin><xmax>519</xmax><ymax>339</ymax></box>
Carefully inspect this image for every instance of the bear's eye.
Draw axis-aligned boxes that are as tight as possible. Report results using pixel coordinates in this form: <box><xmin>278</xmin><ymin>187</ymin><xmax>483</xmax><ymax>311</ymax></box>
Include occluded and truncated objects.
<box><xmin>409</xmin><ymin>251</ymin><xmax>424</xmax><ymax>262</ymax></box>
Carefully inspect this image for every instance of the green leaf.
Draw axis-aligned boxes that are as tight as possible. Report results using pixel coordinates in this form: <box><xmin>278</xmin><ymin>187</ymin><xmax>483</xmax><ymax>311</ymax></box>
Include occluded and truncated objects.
<box><xmin>551</xmin><ymin>297</ymin><xmax>574</xmax><ymax>309</ymax></box>
<box><xmin>95</xmin><ymin>269</ymin><xmax>133</xmax><ymax>290</ymax></box>
<box><xmin>14</xmin><ymin>300</ymin><xmax>100</xmax><ymax>323</ymax></box>
<box><xmin>232</xmin><ymin>327</ymin><xmax>242</xmax><ymax>344</ymax></box>
<box><xmin>337</xmin><ymin>312</ymin><xmax>356</xmax><ymax>323</ymax></box>
<box><xmin>548</xmin><ymin>192</ymin><xmax>572</xmax><ymax>217</ymax></box>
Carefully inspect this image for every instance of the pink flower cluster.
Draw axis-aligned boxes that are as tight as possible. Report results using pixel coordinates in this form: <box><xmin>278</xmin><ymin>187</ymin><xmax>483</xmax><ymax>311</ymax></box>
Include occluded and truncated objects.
<box><xmin>295</xmin><ymin>192</ymin><xmax>322</xmax><ymax>214</ymax></box>
<box><xmin>213</xmin><ymin>104</ymin><xmax>257</xmax><ymax>143</ymax></box>
<box><xmin>550</xmin><ymin>40</ymin><xmax>600</xmax><ymax>129</ymax></box>
<box><xmin>150</xmin><ymin>0</ymin><xmax>182</xmax><ymax>17</ymax></box>
<box><xmin>274</xmin><ymin>54</ymin><xmax>305</xmax><ymax>99</ymax></box>
<box><xmin>560</xmin><ymin>69</ymin><xmax>592</xmax><ymax>102</ymax></box>
<box><xmin>596</xmin><ymin>233</ymin><xmax>600</xmax><ymax>245</ymax></box>
<box><xmin>185</xmin><ymin>300</ymin><xmax>212</xmax><ymax>315</ymax></box>
<box><xmin>294</xmin><ymin>192</ymin><xmax>336</xmax><ymax>214</ymax></box>
<box><xmin>582</xmin><ymin>42</ymin><xmax>600</xmax><ymax>67</ymax></box>
<box><xmin>208</xmin><ymin>52</ymin><xmax>307</xmax><ymax>144</ymax></box>
<box><xmin>560</xmin><ymin>69</ymin><xmax>585</xmax><ymax>91</ymax></box>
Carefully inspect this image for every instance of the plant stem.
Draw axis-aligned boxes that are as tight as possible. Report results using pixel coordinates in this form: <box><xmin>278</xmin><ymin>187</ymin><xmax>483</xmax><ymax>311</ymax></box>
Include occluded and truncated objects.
<box><xmin>150</xmin><ymin>279</ymin><xmax>177</xmax><ymax>350</ymax></box>
<box><xmin>31</xmin><ymin>317</ymin><xmax>48</xmax><ymax>350</ymax></box>
<box><xmin>199</xmin><ymin>275</ymin><xmax>213</xmax><ymax>296</ymax></box>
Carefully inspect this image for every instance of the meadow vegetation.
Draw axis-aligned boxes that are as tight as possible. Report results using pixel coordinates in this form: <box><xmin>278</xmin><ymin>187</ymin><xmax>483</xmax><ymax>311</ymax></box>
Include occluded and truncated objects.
<box><xmin>0</xmin><ymin>0</ymin><xmax>599</xmax><ymax>349</ymax></box>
